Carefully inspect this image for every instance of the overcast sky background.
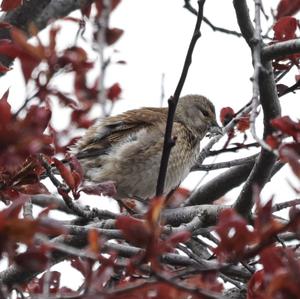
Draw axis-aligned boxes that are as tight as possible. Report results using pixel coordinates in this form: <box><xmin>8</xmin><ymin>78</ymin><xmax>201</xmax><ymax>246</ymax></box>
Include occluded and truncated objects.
<box><xmin>0</xmin><ymin>0</ymin><xmax>299</xmax><ymax>286</ymax></box>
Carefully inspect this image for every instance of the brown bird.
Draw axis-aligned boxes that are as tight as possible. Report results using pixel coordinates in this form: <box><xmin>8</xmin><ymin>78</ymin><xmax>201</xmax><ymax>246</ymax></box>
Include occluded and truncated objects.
<box><xmin>72</xmin><ymin>95</ymin><xmax>221</xmax><ymax>199</ymax></box>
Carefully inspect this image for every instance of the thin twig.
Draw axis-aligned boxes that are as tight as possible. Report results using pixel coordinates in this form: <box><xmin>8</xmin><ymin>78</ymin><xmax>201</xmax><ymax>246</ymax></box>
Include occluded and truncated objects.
<box><xmin>183</xmin><ymin>0</ymin><xmax>242</xmax><ymax>38</ymax></box>
<box><xmin>272</xmin><ymin>198</ymin><xmax>300</xmax><ymax>212</ymax></box>
<box><xmin>156</xmin><ymin>0</ymin><xmax>206</xmax><ymax>196</ymax></box>
<box><xmin>96</xmin><ymin>0</ymin><xmax>111</xmax><ymax>117</ymax></box>
<box><xmin>207</xmin><ymin>142</ymin><xmax>259</xmax><ymax>156</ymax></box>
<box><xmin>191</xmin><ymin>154</ymin><xmax>258</xmax><ymax>171</ymax></box>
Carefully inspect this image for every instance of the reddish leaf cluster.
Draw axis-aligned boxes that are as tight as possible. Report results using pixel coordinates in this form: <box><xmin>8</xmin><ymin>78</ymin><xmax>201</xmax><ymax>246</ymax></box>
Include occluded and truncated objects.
<box><xmin>215</xmin><ymin>198</ymin><xmax>284</xmax><ymax>262</ymax></box>
<box><xmin>0</xmin><ymin>91</ymin><xmax>53</xmax><ymax>201</ymax></box>
<box><xmin>215</xmin><ymin>200</ymin><xmax>300</xmax><ymax>298</ymax></box>
<box><xmin>0</xmin><ymin>0</ymin><xmax>22</xmax><ymax>11</ymax></box>
<box><xmin>276</xmin><ymin>0</ymin><xmax>300</xmax><ymax>19</ymax></box>
<box><xmin>272</xmin><ymin>3</ymin><xmax>300</xmax><ymax>72</ymax></box>
<box><xmin>248</xmin><ymin>248</ymin><xmax>300</xmax><ymax>299</ymax></box>
<box><xmin>219</xmin><ymin>107</ymin><xmax>250</xmax><ymax>148</ymax></box>
<box><xmin>268</xmin><ymin>116</ymin><xmax>300</xmax><ymax>177</ymax></box>
<box><xmin>27</xmin><ymin>271</ymin><xmax>73</xmax><ymax>296</ymax></box>
<box><xmin>53</xmin><ymin>156</ymin><xmax>116</xmax><ymax>199</ymax></box>
<box><xmin>116</xmin><ymin>197</ymin><xmax>191</xmax><ymax>267</ymax></box>
<box><xmin>0</xmin><ymin>199</ymin><xmax>64</xmax><ymax>257</ymax></box>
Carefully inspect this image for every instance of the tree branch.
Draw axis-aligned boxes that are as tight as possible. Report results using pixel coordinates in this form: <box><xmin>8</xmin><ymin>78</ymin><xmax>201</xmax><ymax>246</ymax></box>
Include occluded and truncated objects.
<box><xmin>232</xmin><ymin>0</ymin><xmax>281</xmax><ymax>217</ymax></box>
<box><xmin>262</xmin><ymin>38</ymin><xmax>300</xmax><ymax>61</ymax></box>
<box><xmin>191</xmin><ymin>154</ymin><xmax>258</xmax><ymax>171</ymax></box>
<box><xmin>156</xmin><ymin>0</ymin><xmax>206</xmax><ymax>196</ymax></box>
<box><xmin>183</xmin><ymin>0</ymin><xmax>242</xmax><ymax>37</ymax></box>
<box><xmin>185</xmin><ymin>160</ymin><xmax>255</xmax><ymax>206</ymax></box>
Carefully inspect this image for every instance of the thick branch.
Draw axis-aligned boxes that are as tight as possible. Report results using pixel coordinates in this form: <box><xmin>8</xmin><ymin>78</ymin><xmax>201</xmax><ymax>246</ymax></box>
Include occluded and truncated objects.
<box><xmin>262</xmin><ymin>39</ymin><xmax>300</xmax><ymax>61</ymax></box>
<box><xmin>232</xmin><ymin>0</ymin><xmax>281</xmax><ymax>217</ymax></box>
<box><xmin>156</xmin><ymin>0</ymin><xmax>206</xmax><ymax>196</ymax></box>
<box><xmin>185</xmin><ymin>160</ymin><xmax>255</xmax><ymax>206</ymax></box>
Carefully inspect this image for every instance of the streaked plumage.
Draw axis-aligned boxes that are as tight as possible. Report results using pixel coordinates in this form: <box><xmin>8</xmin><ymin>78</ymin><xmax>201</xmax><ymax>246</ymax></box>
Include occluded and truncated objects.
<box><xmin>72</xmin><ymin>94</ymin><xmax>221</xmax><ymax>199</ymax></box>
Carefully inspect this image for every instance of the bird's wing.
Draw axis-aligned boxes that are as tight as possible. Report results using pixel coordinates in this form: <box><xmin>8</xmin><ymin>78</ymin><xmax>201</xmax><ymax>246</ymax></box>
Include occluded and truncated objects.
<box><xmin>74</xmin><ymin>107</ymin><xmax>167</xmax><ymax>160</ymax></box>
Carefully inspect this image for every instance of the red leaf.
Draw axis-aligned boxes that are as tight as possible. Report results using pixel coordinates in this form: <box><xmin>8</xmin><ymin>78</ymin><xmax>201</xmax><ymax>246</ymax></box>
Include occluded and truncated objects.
<box><xmin>0</xmin><ymin>63</ymin><xmax>10</xmax><ymax>73</ymax></box>
<box><xmin>266</xmin><ymin>135</ymin><xmax>280</xmax><ymax>149</ymax></box>
<box><xmin>167</xmin><ymin>187</ymin><xmax>190</xmax><ymax>207</ymax></box>
<box><xmin>80</xmin><ymin>181</ymin><xmax>116</xmax><ymax>197</ymax></box>
<box><xmin>279</xmin><ymin>144</ymin><xmax>300</xmax><ymax>177</ymax></box>
<box><xmin>276</xmin><ymin>0</ymin><xmax>300</xmax><ymax>19</ymax></box>
<box><xmin>273</xmin><ymin>16</ymin><xmax>298</xmax><ymax>41</ymax></box>
<box><xmin>220</xmin><ymin>107</ymin><xmax>235</xmax><ymax>126</ymax></box>
<box><xmin>23</xmin><ymin>105</ymin><xmax>52</xmax><ymax>133</ymax></box>
<box><xmin>0</xmin><ymin>22</ymin><xmax>12</xmax><ymax>29</ymax></box>
<box><xmin>276</xmin><ymin>83</ymin><xmax>289</xmax><ymax>96</ymax></box>
<box><xmin>16</xmin><ymin>182</ymin><xmax>49</xmax><ymax>195</ymax></box>
<box><xmin>166</xmin><ymin>231</ymin><xmax>191</xmax><ymax>246</ymax></box>
<box><xmin>215</xmin><ymin>209</ymin><xmax>256</xmax><ymax>261</ymax></box>
<box><xmin>271</xmin><ymin>116</ymin><xmax>300</xmax><ymax>142</ymax></box>
<box><xmin>11</xmin><ymin>27</ymin><xmax>45</xmax><ymax>59</ymax></box>
<box><xmin>88</xmin><ymin>229</ymin><xmax>100</xmax><ymax>253</ymax></box>
<box><xmin>0</xmin><ymin>90</ymin><xmax>11</xmax><ymax>125</ymax></box>
<box><xmin>237</xmin><ymin>114</ymin><xmax>250</xmax><ymax>132</ymax></box>
<box><xmin>1</xmin><ymin>0</ymin><xmax>22</xmax><ymax>11</ymax></box>
<box><xmin>247</xmin><ymin>270</ymin><xmax>265</xmax><ymax>299</ymax></box>
<box><xmin>116</xmin><ymin>215</ymin><xmax>150</xmax><ymax>247</ymax></box>
<box><xmin>106</xmin><ymin>28</ymin><xmax>124</xmax><ymax>45</ymax></box>
<box><xmin>53</xmin><ymin>158</ymin><xmax>75</xmax><ymax>189</ymax></box>
<box><xmin>106</xmin><ymin>83</ymin><xmax>122</xmax><ymax>101</ymax></box>
<box><xmin>15</xmin><ymin>250</ymin><xmax>48</xmax><ymax>271</ymax></box>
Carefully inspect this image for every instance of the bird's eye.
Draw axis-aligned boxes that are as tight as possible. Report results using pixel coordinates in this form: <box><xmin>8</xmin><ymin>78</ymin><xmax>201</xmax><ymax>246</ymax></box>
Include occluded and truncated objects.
<box><xmin>200</xmin><ymin>109</ymin><xmax>209</xmax><ymax>117</ymax></box>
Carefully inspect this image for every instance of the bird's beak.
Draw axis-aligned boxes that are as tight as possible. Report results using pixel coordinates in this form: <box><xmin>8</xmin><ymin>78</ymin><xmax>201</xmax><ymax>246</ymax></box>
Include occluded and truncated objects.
<box><xmin>209</xmin><ymin>120</ymin><xmax>223</xmax><ymax>136</ymax></box>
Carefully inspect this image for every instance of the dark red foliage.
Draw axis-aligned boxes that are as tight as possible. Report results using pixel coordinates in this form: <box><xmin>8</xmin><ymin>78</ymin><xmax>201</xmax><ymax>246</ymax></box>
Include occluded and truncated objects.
<box><xmin>248</xmin><ymin>248</ymin><xmax>300</xmax><ymax>299</ymax></box>
<box><xmin>0</xmin><ymin>199</ymin><xmax>65</xmax><ymax>256</ymax></box>
<box><xmin>80</xmin><ymin>181</ymin><xmax>117</xmax><ymax>197</ymax></box>
<box><xmin>273</xmin><ymin>16</ymin><xmax>298</xmax><ymax>41</ymax></box>
<box><xmin>116</xmin><ymin>197</ymin><xmax>191</xmax><ymax>267</ymax></box>
<box><xmin>276</xmin><ymin>0</ymin><xmax>300</xmax><ymax>19</ymax></box>
<box><xmin>0</xmin><ymin>0</ymin><xmax>22</xmax><ymax>11</ymax></box>
<box><xmin>214</xmin><ymin>209</ymin><xmax>256</xmax><ymax>261</ymax></box>
<box><xmin>271</xmin><ymin>116</ymin><xmax>300</xmax><ymax>142</ymax></box>
<box><xmin>106</xmin><ymin>82</ymin><xmax>122</xmax><ymax>101</ymax></box>
<box><xmin>15</xmin><ymin>248</ymin><xmax>49</xmax><ymax>272</ymax></box>
<box><xmin>0</xmin><ymin>63</ymin><xmax>10</xmax><ymax>73</ymax></box>
<box><xmin>0</xmin><ymin>92</ymin><xmax>53</xmax><ymax>175</ymax></box>
<box><xmin>220</xmin><ymin>107</ymin><xmax>234</xmax><ymax>126</ymax></box>
<box><xmin>236</xmin><ymin>114</ymin><xmax>250</xmax><ymax>132</ymax></box>
<box><xmin>279</xmin><ymin>144</ymin><xmax>300</xmax><ymax>177</ymax></box>
<box><xmin>269</xmin><ymin>116</ymin><xmax>300</xmax><ymax>177</ymax></box>
<box><xmin>106</xmin><ymin>28</ymin><xmax>124</xmax><ymax>45</ymax></box>
<box><xmin>27</xmin><ymin>271</ymin><xmax>63</xmax><ymax>294</ymax></box>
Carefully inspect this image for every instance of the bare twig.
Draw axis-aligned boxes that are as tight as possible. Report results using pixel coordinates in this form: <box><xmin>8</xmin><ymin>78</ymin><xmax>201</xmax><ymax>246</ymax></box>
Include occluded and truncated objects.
<box><xmin>192</xmin><ymin>154</ymin><xmax>258</xmax><ymax>171</ymax></box>
<box><xmin>96</xmin><ymin>0</ymin><xmax>111</xmax><ymax>117</ymax></box>
<box><xmin>183</xmin><ymin>0</ymin><xmax>242</xmax><ymax>38</ymax></box>
<box><xmin>207</xmin><ymin>142</ymin><xmax>259</xmax><ymax>156</ymax></box>
<box><xmin>272</xmin><ymin>198</ymin><xmax>300</xmax><ymax>212</ymax></box>
<box><xmin>156</xmin><ymin>0</ymin><xmax>206</xmax><ymax>196</ymax></box>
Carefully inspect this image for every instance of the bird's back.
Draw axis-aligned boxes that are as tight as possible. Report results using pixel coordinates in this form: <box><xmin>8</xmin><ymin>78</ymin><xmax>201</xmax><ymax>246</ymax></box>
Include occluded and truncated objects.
<box><xmin>72</xmin><ymin>107</ymin><xmax>200</xmax><ymax>199</ymax></box>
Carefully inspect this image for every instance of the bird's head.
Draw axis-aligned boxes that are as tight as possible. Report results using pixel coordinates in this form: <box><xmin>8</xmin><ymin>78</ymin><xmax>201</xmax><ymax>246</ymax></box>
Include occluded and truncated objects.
<box><xmin>175</xmin><ymin>94</ymin><xmax>222</xmax><ymax>138</ymax></box>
